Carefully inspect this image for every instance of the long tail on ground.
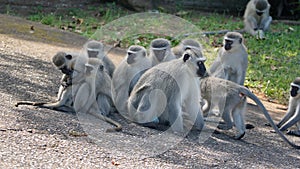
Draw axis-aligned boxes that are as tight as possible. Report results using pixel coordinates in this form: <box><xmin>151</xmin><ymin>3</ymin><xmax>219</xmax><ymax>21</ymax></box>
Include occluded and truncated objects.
<box><xmin>241</xmin><ymin>87</ymin><xmax>300</xmax><ymax>149</ymax></box>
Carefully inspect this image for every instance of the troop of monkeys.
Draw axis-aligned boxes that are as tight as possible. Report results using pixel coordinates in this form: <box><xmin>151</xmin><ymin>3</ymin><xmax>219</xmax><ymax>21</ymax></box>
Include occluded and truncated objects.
<box><xmin>15</xmin><ymin>0</ymin><xmax>300</xmax><ymax>149</ymax></box>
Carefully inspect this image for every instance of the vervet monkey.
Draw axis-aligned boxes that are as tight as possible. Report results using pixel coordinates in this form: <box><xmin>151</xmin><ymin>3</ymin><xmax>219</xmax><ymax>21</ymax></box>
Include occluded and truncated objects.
<box><xmin>200</xmin><ymin>76</ymin><xmax>300</xmax><ymax>149</ymax></box>
<box><xmin>243</xmin><ymin>0</ymin><xmax>272</xmax><ymax>39</ymax></box>
<box><xmin>85</xmin><ymin>40</ymin><xmax>115</xmax><ymax>77</ymax></box>
<box><xmin>277</xmin><ymin>77</ymin><xmax>300</xmax><ymax>136</ymax></box>
<box><xmin>209</xmin><ymin>32</ymin><xmax>248</xmax><ymax>86</ymax></box>
<box><xmin>172</xmin><ymin>39</ymin><xmax>202</xmax><ymax>58</ymax></box>
<box><xmin>72</xmin><ymin>57</ymin><xmax>121</xmax><ymax>132</ymax></box>
<box><xmin>111</xmin><ymin>45</ymin><xmax>152</xmax><ymax>115</ymax></box>
<box><xmin>55</xmin><ymin>52</ymin><xmax>80</xmax><ymax>102</ymax></box>
<box><xmin>15</xmin><ymin>52</ymin><xmax>84</xmax><ymax>112</ymax></box>
<box><xmin>128</xmin><ymin>48</ymin><xmax>207</xmax><ymax>133</ymax></box>
<box><xmin>148</xmin><ymin>38</ymin><xmax>176</xmax><ymax>66</ymax></box>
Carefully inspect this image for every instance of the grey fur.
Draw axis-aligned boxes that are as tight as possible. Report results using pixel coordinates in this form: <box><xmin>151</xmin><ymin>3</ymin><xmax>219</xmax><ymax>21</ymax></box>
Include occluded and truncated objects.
<box><xmin>112</xmin><ymin>45</ymin><xmax>152</xmax><ymax>115</ymax></box>
<box><xmin>85</xmin><ymin>40</ymin><xmax>115</xmax><ymax>77</ymax></box>
<box><xmin>200</xmin><ymin>76</ymin><xmax>300</xmax><ymax>149</ymax></box>
<box><xmin>128</xmin><ymin>49</ymin><xmax>207</xmax><ymax>133</ymax></box>
<box><xmin>148</xmin><ymin>38</ymin><xmax>176</xmax><ymax>66</ymax></box>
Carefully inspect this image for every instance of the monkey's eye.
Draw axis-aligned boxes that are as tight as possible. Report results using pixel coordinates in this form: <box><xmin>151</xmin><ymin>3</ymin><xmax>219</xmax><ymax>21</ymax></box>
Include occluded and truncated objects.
<box><xmin>65</xmin><ymin>54</ymin><xmax>72</xmax><ymax>60</ymax></box>
<box><xmin>225</xmin><ymin>40</ymin><xmax>233</xmax><ymax>45</ymax></box>
<box><xmin>256</xmin><ymin>11</ymin><xmax>264</xmax><ymax>16</ymax></box>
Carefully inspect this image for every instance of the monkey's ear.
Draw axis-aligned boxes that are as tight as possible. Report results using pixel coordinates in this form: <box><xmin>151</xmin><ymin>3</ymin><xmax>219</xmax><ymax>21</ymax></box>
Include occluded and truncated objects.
<box><xmin>65</xmin><ymin>54</ymin><xmax>72</xmax><ymax>60</ymax></box>
<box><xmin>183</xmin><ymin>53</ymin><xmax>190</xmax><ymax>62</ymax></box>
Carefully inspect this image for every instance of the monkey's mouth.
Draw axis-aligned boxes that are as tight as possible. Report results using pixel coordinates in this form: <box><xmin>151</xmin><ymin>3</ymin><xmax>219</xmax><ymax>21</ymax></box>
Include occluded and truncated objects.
<box><xmin>256</xmin><ymin>11</ymin><xmax>263</xmax><ymax>16</ymax></box>
<box><xmin>198</xmin><ymin>71</ymin><xmax>208</xmax><ymax>78</ymax></box>
<box><xmin>127</xmin><ymin>55</ymin><xmax>135</xmax><ymax>64</ymax></box>
<box><xmin>154</xmin><ymin>50</ymin><xmax>166</xmax><ymax>62</ymax></box>
<box><xmin>291</xmin><ymin>90</ymin><xmax>298</xmax><ymax>97</ymax></box>
<box><xmin>224</xmin><ymin>44</ymin><xmax>231</xmax><ymax>51</ymax></box>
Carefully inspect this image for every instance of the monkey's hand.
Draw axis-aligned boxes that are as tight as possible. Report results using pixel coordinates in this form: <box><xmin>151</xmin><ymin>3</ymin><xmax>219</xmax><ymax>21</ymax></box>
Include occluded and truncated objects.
<box><xmin>256</xmin><ymin>30</ymin><xmax>265</xmax><ymax>40</ymax></box>
<box><xmin>287</xmin><ymin>130</ymin><xmax>300</xmax><ymax>137</ymax></box>
<box><xmin>61</xmin><ymin>80</ymin><xmax>72</xmax><ymax>88</ymax></box>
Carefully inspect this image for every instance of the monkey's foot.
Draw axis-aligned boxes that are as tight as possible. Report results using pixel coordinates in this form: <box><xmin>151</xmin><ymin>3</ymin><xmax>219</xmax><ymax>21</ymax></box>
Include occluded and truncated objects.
<box><xmin>234</xmin><ymin>132</ymin><xmax>245</xmax><ymax>140</ymax></box>
<box><xmin>287</xmin><ymin>130</ymin><xmax>300</xmax><ymax>137</ymax></box>
<box><xmin>256</xmin><ymin>30</ymin><xmax>265</xmax><ymax>40</ymax></box>
<box><xmin>245</xmin><ymin>123</ymin><xmax>255</xmax><ymax>129</ymax></box>
<box><xmin>217</xmin><ymin>124</ymin><xmax>232</xmax><ymax>130</ymax></box>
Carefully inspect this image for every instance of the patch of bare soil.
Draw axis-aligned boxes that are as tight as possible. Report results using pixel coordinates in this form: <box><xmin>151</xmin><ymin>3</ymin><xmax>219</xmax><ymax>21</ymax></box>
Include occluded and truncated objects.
<box><xmin>0</xmin><ymin>14</ymin><xmax>299</xmax><ymax>168</ymax></box>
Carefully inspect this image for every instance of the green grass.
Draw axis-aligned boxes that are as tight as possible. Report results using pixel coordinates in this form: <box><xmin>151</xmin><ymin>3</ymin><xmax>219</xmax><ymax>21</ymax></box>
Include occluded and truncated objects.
<box><xmin>183</xmin><ymin>13</ymin><xmax>299</xmax><ymax>104</ymax></box>
<box><xmin>7</xmin><ymin>5</ymin><xmax>299</xmax><ymax>104</ymax></box>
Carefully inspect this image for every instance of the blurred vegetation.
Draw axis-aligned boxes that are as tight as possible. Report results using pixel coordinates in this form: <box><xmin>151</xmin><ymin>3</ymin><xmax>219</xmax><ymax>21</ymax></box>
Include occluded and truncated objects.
<box><xmin>4</xmin><ymin>2</ymin><xmax>300</xmax><ymax>104</ymax></box>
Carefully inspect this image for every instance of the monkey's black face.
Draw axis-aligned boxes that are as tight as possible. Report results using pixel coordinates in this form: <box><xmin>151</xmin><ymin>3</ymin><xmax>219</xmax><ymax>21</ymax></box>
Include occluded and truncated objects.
<box><xmin>224</xmin><ymin>40</ymin><xmax>233</xmax><ymax>51</ymax></box>
<box><xmin>60</xmin><ymin>66</ymin><xmax>73</xmax><ymax>75</ymax></box>
<box><xmin>127</xmin><ymin>53</ymin><xmax>136</xmax><ymax>64</ymax></box>
<box><xmin>290</xmin><ymin>86</ymin><xmax>299</xmax><ymax>97</ymax></box>
<box><xmin>196</xmin><ymin>61</ymin><xmax>207</xmax><ymax>77</ymax></box>
<box><xmin>256</xmin><ymin>11</ymin><xmax>264</xmax><ymax>16</ymax></box>
<box><xmin>153</xmin><ymin>49</ymin><xmax>166</xmax><ymax>62</ymax></box>
<box><xmin>88</xmin><ymin>51</ymin><xmax>99</xmax><ymax>58</ymax></box>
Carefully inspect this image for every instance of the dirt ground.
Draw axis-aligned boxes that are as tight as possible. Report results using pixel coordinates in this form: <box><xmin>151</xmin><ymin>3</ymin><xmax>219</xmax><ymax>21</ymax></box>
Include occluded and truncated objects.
<box><xmin>0</xmin><ymin>14</ymin><xmax>299</xmax><ymax>168</ymax></box>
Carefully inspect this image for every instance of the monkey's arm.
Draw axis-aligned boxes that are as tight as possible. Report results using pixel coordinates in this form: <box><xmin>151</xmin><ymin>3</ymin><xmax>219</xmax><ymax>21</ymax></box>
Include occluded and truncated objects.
<box><xmin>73</xmin><ymin>83</ymin><xmax>91</xmax><ymax>113</ymax></box>
<box><xmin>259</xmin><ymin>16</ymin><xmax>272</xmax><ymax>31</ymax></box>
<box><xmin>279</xmin><ymin>104</ymin><xmax>300</xmax><ymax>131</ymax></box>
<box><xmin>244</xmin><ymin>16</ymin><xmax>258</xmax><ymax>35</ymax></box>
<box><xmin>277</xmin><ymin>101</ymin><xmax>296</xmax><ymax>128</ymax></box>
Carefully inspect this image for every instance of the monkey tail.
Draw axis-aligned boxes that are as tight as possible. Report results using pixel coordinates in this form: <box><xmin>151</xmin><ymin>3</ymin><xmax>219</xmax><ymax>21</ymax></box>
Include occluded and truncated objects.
<box><xmin>241</xmin><ymin>87</ymin><xmax>300</xmax><ymax>149</ymax></box>
<box><xmin>103</xmin><ymin>116</ymin><xmax>122</xmax><ymax>132</ymax></box>
<box><xmin>15</xmin><ymin>101</ymin><xmax>46</xmax><ymax>107</ymax></box>
<box><xmin>90</xmin><ymin>112</ymin><xmax>122</xmax><ymax>132</ymax></box>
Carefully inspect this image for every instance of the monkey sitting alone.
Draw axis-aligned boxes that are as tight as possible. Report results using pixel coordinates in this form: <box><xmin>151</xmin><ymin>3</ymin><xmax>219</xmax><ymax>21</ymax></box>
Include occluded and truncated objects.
<box><xmin>243</xmin><ymin>0</ymin><xmax>272</xmax><ymax>39</ymax></box>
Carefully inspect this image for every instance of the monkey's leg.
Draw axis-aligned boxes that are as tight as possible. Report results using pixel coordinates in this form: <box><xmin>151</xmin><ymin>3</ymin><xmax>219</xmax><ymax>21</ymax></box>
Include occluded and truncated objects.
<box><xmin>218</xmin><ymin>98</ymin><xmax>234</xmax><ymax>130</ymax></box>
<box><xmin>169</xmin><ymin>103</ymin><xmax>184</xmax><ymax>133</ymax></box>
<box><xmin>279</xmin><ymin>105</ymin><xmax>300</xmax><ymax>131</ymax></box>
<box><xmin>200</xmin><ymin>99</ymin><xmax>210</xmax><ymax>115</ymax></box>
<box><xmin>186</xmin><ymin>100</ymin><xmax>204</xmax><ymax>131</ymax></box>
<box><xmin>56</xmin><ymin>85</ymin><xmax>65</xmax><ymax>101</ymax></box>
<box><xmin>97</xmin><ymin>94</ymin><xmax>111</xmax><ymax>116</ymax></box>
<box><xmin>15</xmin><ymin>101</ymin><xmax>47</xmax><ymax>107</ymax></box>
<box><xmin>277</xmin><ymin>106</ymin><xmax>296</xmax><ymax>128</ymax></box>
<box><xmin>260</xmin><ymin>16</ymin><xmax>272</xmax><ymax>31</ymax></box>
<box><xmin>232</xmin><ymin>99</ymin><xmax>247</xmax><ymax>140</ymax></box>
<box><xmin>218</xmin><ymin>102</ymin><xmax>233</xmax><ymax>130</ymax></box>
<box><xmin>244</xmin><ymin>17</ymin><xmax>258</xmax><ymax>36</ymax></box>
<box><xmin>287</xmin><ymin>122</ymin><xmax>300</xmax><ymax>137</ymax></box>
<box><xmin>40</xmin><ymin>88</ymin><xmax>74</xmax><ymax>113</ymax></box>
